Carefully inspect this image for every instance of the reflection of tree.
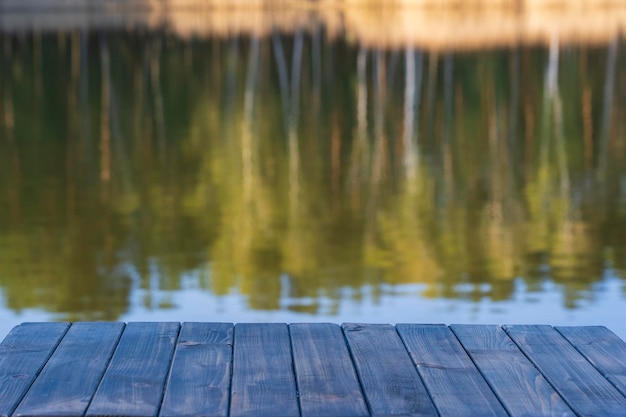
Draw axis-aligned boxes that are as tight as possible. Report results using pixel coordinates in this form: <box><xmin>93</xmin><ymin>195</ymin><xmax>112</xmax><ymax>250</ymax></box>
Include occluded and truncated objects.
<box><xmin>0</xmin><ymin>31</ymin><xmax>624</xmax><ymax>320</ymax></box>
<box><xmin>1</xmin><ymin>37</ymin><xmax>19</xmax><ymax>224</ymax></box>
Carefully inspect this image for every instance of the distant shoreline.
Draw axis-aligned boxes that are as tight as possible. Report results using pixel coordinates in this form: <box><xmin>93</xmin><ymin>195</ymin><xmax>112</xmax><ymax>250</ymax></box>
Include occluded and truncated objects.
<box><xmin>2</xmin><ymin>0</ymin><xmax>626</xmax><ymax>8</ymax></box>
<box><xmin>1</xmin><ymin>1</ymin><xmax>624</xmax><ymax>50</ymax></box>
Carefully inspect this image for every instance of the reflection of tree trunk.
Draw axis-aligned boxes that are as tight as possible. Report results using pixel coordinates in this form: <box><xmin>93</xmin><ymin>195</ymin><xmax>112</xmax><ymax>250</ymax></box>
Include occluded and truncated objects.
<box><xmin>404</xmin><ymin>47</ymin><xmax>416</xmax><ymax>179</ymax></box>
<box><xmin>133</xmin><ymin>46</ymin><xmax>145</xmax><ymax>165</ymax></box>
<box><xmin>541</xmin><ymin>37</ymin><xmax>570</xmax><ymax>210</ymax></box>
<box><xmin>506</xmin><ymin>49</ymin><xmax>520</xmax><ymax>200</ymax></box>
<box><xmin>443</xmin><ymin>52</ymin><xmax>454</xmax><ymax>199</ymax></box>
<box><xmin>348</xmin><ymin>47</ymin><xmax>369</xmax><ymax>210</ymax></box>
<box><xmin>547</xmin><ymin>39</ymin><xmax>569</xmax><ymax>199</ymax></box>
<box><xmin>443</xmin><ymin>52</ymin><xmax>453</xmax><ymax>143</ymax></box>
<box><xmin>403</xmin><ymin>47</ymin><xmax>422</xmax><ymax>181</ymax></box>
<box><xmin>598</xmin><ymin>37</ymin><xmax>618</xmax><ymax>175</ymax></box>
<box><xmin>272</xmin><ymin>32</ymin><xmax>290</xmax><ymax>135</ymax></box>
<box><xmin>546</xmin><ymin>37</ymin><xmax>559</xmax><ymax>97</ymax></box>
<box><xmin>289</xmin><ymin>32</ymin><xmax>304</xmax><ymax>138</ymax></box>
<box><xmin>582</xmin><ymin>87</ymin><xmax>593</xmax><ymax>170</ymax></box>
<box><xmin>312</xmin><ymin>26</ymin><xmax>321</xmax><ymax>147</ymax></box>
<box><xmin>365</xmin><ymin>50</ymin><xmax>387</xmax><ymax>242</ymax></box>
<box><xmin>577</xmin><ymin>49</ymin><xmax>593</xmax><ymax>171</ymax></box>
<box><xmin>282</xmin><ymin>32</ymin><xmax>305</xmax><ymax>274</ymax></box>
<box><xmin>288</xmin><ymin>31</ymin><xmax>304</xmax><ymax>215</ymax></box>
<box><xmin>522</xmin><ymin>50</ymin><xmax>535</xmax><ymax>175</ymax></box>
<box><xmin>67</xmin><ymin>33</ymin><xmax>80</xmax><ymax>224</ymax></box>
<box><xmin>150</xmin><ymin>39</ymin><xmax>166</xmax><ymax>156</ymax></box>
<box><xmin>388</xmin><ymin>50</ymin><xmax>401</xmax><ymax>172</ymax></box>
<box><xmin>488</xmin><ymin>73</ymin><xmax>499</xmax><ymax>200</ymax></box>
<box><xmin>110</xmin><ymin>56</ymin><xmax>131</xmax><ymax>194</ymax></box>
<box><xmin>79</xmin><ymin>31</ymin><xmax>91</xmax><ymax>160</ymax></box>
<box><xmin>425</xmin><ymin>52</ymin><xmax>438</xmax><ymax>147</ymax></box>
<box><xmin>100</xmin><ymin>35</ymin><xmax>111</xmax><ymax>184</ymax></box>
<box><xmin>554</xmin><ymin>90</ymin><xmax>569</xmax><ymax>200</ymax></box>
<box><xmin>272</xmin><ymin>31</ymin><xmax>304</xmax><ymax>214</ymax></box>
<box><xmin>331</xmin><ymin>114</ymin><xmax>341</xmax><ymax>211</ymax></box>
<box><xmin>387</xmin><ymin>50</ymin><xmax>400</xmax><ymax>90</ymax></box>
<box><xmin>242</xmin><ymin>37</ymin><xmax>260</xmax><ymax>201</ymax></box>
<box><xmin>3</xmin><ymin>38</ymin><xmax>20</xmax><ymax>223</ymax></box>
<box><xmin>538</xmin><ymin>38</ymin><xmax>558</xmax><ymax>179</ymax></box>
<box><xmin>224</xmin><ymin>37</ymin><xmax>239</xmax><ymax>143</ymax></box>
<box><xmin>372</xmin><ymin>50</ymin><xmax>386</xmax><ymax>190</ymax></box>
<box><xmin>509</xmin><ymin>48</ymin><xmax>520</xmax><ymax>166</ymax></box>
<box><xmin>357</xmin><ymin>48</ymin><xmax>368</xmax><ymax>142</ymax></box>
<box><xmin>34</xmin><ymin>33</ymin><xmax>43</xmax><ymax>101</ymax></box>
<box><xmin>2</xmin><ymin>38</ymin><xmax>15</xmax><ymax>145</ymax></box>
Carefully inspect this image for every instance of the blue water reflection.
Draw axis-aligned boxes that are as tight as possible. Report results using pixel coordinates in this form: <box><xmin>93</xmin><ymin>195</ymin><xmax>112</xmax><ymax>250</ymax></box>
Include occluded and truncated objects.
<box><xmin>0</xmin><ymin>29</ymin><xmax>625</xmax><ymax>338</ymax></box>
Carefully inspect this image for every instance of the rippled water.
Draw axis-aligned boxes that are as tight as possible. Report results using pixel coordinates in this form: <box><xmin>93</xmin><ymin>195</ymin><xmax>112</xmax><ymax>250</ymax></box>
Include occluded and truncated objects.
<box><xmin>1</xmin><ymin>30</ymin><xmax>625</xmax><ymax>338</ymax></box>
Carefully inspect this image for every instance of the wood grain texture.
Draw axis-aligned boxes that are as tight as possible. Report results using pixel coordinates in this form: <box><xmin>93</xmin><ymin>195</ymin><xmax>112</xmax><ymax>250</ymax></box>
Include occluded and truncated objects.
<box><xmin>343</xmin><ymin>323</ymin><xmax>437</xmax><ymax>417</ymax></box>
<box><xmin>0</xmin><ymin>322</ymin><xmax>70</xmax><ymax>417</ymax></box>
<box><xmin>230</xmin><ymin>323</ymin><xmax>299</xmax><ymax>417</ymax></box>
<box><xmin>13</xmin><ymin>322</ymin><xmax>125</xmax><ymax>417</ymax></box>
<box><xmin>396</xmin><ymin>324</ymin><xmax>508</xmax><ymax>417</ymax></box>
<box><xmin>3</xmin><ymin>322</ymin><xmax>626</xmax><ymax>417</ymax></box>
<box><xmin>504</xmin><ymin>325</ymin><xmax>626</xmax><ymax>417</ymax></box>
<box><xmin>86</xmin><ymin>322</ymin><xmax>180</xmax><ymax>417</ymax></box>
<box><xmin>290</xmin><ymin>323</ymin><xmax>369</xmax><ymax>417</ymax></box>
<box><xmin>451</xmin><ymin>324</ymin><xmax>574</xmax><ymax>417</ymax></box>
<box><xmin>160</xmin><ymin>322</ymin><xmax>233</xmax><ymax>417</ymax></box>
<box><xmin>556</xmin><ymin>326</ymin><xmax>626</xmax><ymax>397</ymax></box>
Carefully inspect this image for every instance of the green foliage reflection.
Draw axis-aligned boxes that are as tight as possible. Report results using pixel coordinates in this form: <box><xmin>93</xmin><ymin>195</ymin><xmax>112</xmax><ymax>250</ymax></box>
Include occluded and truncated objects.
<box><xmin>0</xmin><ymin>31</ymin><xmax>625</xmax><ymax>319</ymax></box>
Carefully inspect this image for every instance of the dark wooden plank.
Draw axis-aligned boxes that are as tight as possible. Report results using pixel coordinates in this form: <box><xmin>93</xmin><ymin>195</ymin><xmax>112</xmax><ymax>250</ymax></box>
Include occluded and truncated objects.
<box><xmin>160</xmin><ymin>322</ymin><xmax>233</xmax><ymax>417</ymax></box>
<box><xmin>451</xmin><ymin>324</ymin><xmax>575</xmax><ymax>417</ymax></box>
<box><xmin>504</xmin><ymin>325</ymin><xmax>626</xmax><ymax>416</ymax></box>
<box><xmin>230</xmin><ymin>323</ymin><xmax>299</xmax><ymax>417</ymax></box>
<box><xmin>0</xmin><ymin>322</ymin><xmax>70</xmax><ymax>417</ymax></box>
<box><xmin>290</xmin><ymin>323</ymin><xmax>369</xmax><ymax>417</ymax></box>
<box><xmin>13</xmin><ymin>322</ymin><xmax>125</xmax><ymax>417</ymax></box>
<box><xmin>86</xmin><ymin>322</ymin><xmax>180</xmax><ymax>417</ymax></box>
<box><xmin>557</xmin><ymin>326</ymin><xmax>626</xmax><ymax>397</ymax></box>
<box><xmin>396</xmin><ymin>324</ymin><xmax>508</xmax><ymax>417</ymax></box>
<box><xmin>343</xmin><ymin>323</ymin><xmax>438</xmax><ymax>417</ymax></box>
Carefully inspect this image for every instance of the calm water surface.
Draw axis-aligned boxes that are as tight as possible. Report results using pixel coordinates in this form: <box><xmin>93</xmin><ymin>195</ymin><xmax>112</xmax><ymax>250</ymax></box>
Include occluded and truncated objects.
<box><xmin>1</xmin><ymin>30</ymin><xmax>625</xmax><ymax>338</ymax></box>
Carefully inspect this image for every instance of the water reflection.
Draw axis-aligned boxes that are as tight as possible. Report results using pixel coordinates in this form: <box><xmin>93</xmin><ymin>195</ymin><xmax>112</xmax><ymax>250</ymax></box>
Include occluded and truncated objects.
<box><xmin>0</xmin><ymin>30</ymin><xmax>625</xmax><ymax>327</ymax></box>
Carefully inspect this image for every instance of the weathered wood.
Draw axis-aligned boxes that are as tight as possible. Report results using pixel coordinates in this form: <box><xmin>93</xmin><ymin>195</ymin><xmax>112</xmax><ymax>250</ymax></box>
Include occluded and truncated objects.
<box><xmin>451</xmin><ymin>324</ymin><xmax>575</xmax><ymax>417</ymax></box>
<box><xmin>1</xmin><ymin>322</ymin><xmax>626</xmax><ymax>417</ymax></box>
<box><xmin>557</xmin><ymin>326</ymin><xmax>626</xmax><ymax>398</ymax></box>
<box><xmin>504</xmin><ymin>325</ymin><xmax>626</xmax><ymax>417</ymax></box>
<box><xmin>230</xmin><ymin>323</ymin><xmax>299</xmax><ymax>417</ymax></box>
<box><xmin>86</xmin><ymin>322</ymin><xmax>180</xmax><ymax>417</ymax></box>
<box><xmin>0</xmin><ymin>322</ymin><xmax>70</xmax><ymax>417</ymax></box>
<box><xmin>160</xmin><ymin>323</ymin><xmax>233</xmax><ymax>417</ymax></box>
<box><xmin>342</xmin><ymin>323</ymin><xmax>437</xmax><ymax>417</ymax></box>
<box><xmin>397</xmin><ymin>324</ymin><xmax>508</xmax><ymax>417</ymax></box>
<box><xmin>290</xmin><ymin>323</ymin><xmax>369</xmax><ymax>417</ymax></box>
<box><xmin>13</xmin><ymin>322</ymin><xmax>125</xmax><ymax>417</ymax></box>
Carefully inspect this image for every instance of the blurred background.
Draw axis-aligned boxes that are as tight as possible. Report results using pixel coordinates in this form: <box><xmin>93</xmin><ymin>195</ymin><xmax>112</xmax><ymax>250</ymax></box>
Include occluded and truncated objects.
<box><xmin>1</xmin><ymin>2</ymin><xmax>625</xmax><ymax>338</ymax></box>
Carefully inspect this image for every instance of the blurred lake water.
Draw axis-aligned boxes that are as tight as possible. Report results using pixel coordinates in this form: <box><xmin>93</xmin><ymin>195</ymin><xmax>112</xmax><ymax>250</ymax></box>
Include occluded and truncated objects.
<box><xmin>1</xmin><ymin>23</ymin><xmax>625</xmax><ymax>338</ymax></box>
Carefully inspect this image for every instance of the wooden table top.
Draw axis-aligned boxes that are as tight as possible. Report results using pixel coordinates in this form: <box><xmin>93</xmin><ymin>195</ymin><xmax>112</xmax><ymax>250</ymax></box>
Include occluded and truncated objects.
<box><xmin>1</xmin><ymin>322</ymin><xmax>625</xmax><ymax>416</ymax></box>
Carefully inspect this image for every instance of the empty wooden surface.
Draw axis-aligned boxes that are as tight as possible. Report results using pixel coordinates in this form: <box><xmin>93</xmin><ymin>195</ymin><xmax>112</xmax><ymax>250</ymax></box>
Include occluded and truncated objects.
<box><xmin>0</xmin><ymin>323</ymin><xmax>69</xmax><ymax>417</ymax></box>
<box><xmin>160</xmin><ymin>322</ymin><xmax>233</xmax><ymax>417</ymax></box>
<box><xmin>290</xmin><ymin>323</ymin><xmax>369</xmax><ymax>417</ymax></box>
<box><xmin>230</xmin><ymin>323</ymin><xmax>298</xmax><ymax>417</ymax></box>
<box><xmin>342</xmin><ymin>323</ymin><xmax>437</xmax><ymax>417</ymax></box>
<box><xmin>86</xmin><ymin>322</ymin><xmax>180</xmax><ymax>417</ymax></box>
<box><xmin>450</xmin><ymin>324</ymin><xmax>575</xmax><ymax>417</ymax></box>
<box><xmin>13</xmin><ymin>322</ymin><xmax>125</xmax><ymax>417</ymax></box>
<box><xmin>0</xmin><ymin>322</ymin><xmax>626</xmax><ymax>417</ymax></box>
<box><xmin>397</xmin><ymin>324</ymin><xmax>508</xmax><ymax>417</ymax></box>
<box><xmin>557</xmin><ymin>325</ymin><xmax>626</xmax><ymax>398</ymax></box>
<box><xmin>504</xmin><ymin>325</ymin><xmax>626</xmax><ymax>417</ymax></box>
